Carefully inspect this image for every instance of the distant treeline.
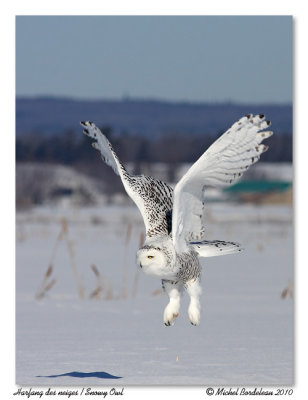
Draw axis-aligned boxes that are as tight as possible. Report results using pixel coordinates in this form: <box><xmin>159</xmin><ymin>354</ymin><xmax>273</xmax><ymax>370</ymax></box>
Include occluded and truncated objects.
<box><xmin>16</xmin><ymin>97</ymin><xmax>293</xmax><ymax>137</ymax></box>
<box><xmin>16</xmin><ymin>126</ymin><xmax>292</xmax><ymax>167</ymax></box>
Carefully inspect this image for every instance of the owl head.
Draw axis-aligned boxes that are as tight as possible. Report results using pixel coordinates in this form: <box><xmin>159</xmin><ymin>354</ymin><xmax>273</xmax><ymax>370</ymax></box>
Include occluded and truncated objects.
<box><xmin>136</xmin><ymin>244</ymin><xmax>176</xmax><ymax>280</ymax></box>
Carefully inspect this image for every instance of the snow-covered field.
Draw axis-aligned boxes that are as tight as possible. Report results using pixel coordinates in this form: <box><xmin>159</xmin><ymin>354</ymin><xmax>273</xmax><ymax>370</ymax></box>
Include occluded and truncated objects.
<box><xmin>16</xmin><ymin>202</ymin><xmax>293</xmax><ymax>386</ymax></box>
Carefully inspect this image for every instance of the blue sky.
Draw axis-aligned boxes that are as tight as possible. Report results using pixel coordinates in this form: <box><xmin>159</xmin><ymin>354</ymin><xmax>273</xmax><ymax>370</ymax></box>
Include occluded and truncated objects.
<box><xmin>16</xmin><ymin>15</ymin><xmax>292</xmax><ymax>103</ymax></box>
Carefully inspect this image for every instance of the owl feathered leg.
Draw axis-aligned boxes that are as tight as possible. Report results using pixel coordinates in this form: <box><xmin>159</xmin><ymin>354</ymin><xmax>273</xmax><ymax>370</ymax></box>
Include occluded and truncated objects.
<box><xmin>162</xmin><ymin>280</ymin><xmax>183</xmax><ymax>326</ymax></box>
<box><xmin>185</xmin><ymin>278</ymin><xmax>202</xmax><ymax>326</ymax></box>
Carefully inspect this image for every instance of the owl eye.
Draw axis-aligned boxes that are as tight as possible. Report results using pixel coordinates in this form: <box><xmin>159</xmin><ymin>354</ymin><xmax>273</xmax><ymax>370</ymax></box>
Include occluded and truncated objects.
<box><xmin>147</xmin><ymin>255</ymin><xmax>154</xmax><ymax>259</ymax></box>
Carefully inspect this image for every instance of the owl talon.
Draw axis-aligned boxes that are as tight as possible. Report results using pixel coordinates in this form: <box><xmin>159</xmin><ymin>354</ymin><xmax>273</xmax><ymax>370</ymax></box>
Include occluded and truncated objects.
<box><xmin>188</xmin><ymin>311</ymin><xmax>200</xmax><ymax>326</ymax></box>
<box><xmin>164</xmin><ymin>311</ymin><xmax>179</xmax><ymax>326</ymax></box>
<box><xmin>163</xmin><ymin>300</ymin><xmax>180</xmax><ymax>326</ymax></box>
<box><xmin>164</xmin><ymin>316</ymin><xmax>176</xmax><ymax>326</ymax></box>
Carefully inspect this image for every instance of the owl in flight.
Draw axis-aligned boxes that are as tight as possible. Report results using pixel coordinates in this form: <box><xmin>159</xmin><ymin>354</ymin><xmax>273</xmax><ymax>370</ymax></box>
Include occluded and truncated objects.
<box><xmin>81</xmin><ymin>114</ymin><xmax>272</xmax><ymax>326</ymax></box>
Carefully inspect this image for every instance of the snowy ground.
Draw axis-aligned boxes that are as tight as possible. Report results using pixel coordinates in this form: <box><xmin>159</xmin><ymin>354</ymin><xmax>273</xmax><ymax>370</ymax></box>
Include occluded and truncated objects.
<box><xmin>16</xmin><ymin>202</ymin><xmax>293</xmax><ymax>386</ymax></box>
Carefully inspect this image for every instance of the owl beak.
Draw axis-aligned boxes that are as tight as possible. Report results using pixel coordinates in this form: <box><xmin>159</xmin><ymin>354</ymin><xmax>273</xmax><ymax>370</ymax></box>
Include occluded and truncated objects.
<box><xmin>139</xmin><ymin>262</ymin><xmax>143</xmax><ymax>269</ymax></box>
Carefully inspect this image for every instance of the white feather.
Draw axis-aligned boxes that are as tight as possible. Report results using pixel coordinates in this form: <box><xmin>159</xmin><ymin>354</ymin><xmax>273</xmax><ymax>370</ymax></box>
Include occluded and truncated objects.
<box><xmin>81</xmin><ymin>121</ymin><xmax>173</xmax><ymax>238</ymax></box>
<box><xmin>172</xmin><ymin>114</ymin><xmax>273</xmax><ymax>253</ymax></box>
<box><xmin>190</xmin><ymin>240</ymin><xmax>243</xmax><ymax>257</ymax></box>
<box><xmin>81</xmin><ymin>121</ymin><xmax>121</xmax><ymax>175</ymax></box>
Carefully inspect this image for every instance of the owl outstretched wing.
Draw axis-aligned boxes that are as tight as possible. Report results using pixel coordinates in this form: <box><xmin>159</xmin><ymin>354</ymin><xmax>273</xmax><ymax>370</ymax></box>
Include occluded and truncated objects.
<box><xmin>172</xmin><ymin>114</ymin><xmax>273</xmax><ymax>254</ymax></box>
<box><xmin>81</xmin><ymin>121</ymin><xmax>173</xmax><ymax>238</ymax></box>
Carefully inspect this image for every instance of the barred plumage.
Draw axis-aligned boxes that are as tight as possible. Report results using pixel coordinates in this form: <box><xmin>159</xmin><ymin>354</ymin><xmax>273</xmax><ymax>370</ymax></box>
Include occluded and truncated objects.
<box><xmin>81</xmin><ymin>114</ymin><xmax>272</xmax><ymax>326</ymax></box>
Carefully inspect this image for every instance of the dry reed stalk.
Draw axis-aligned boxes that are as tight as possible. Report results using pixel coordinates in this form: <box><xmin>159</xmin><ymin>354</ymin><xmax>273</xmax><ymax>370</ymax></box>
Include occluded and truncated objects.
<box><xmin>35</xmin><ymin>219</ymin><xmax>67</xmax><ymax>300</ymax></box>
<box><xmin>104</xmin><ymin>277</ymin><xmax>114</xmax><ymax>300</ymax></box>
<box><xmin>61</xmin><ymin>218</ymin><xmax>84</xmax><ymax>299</ymax></box>
<box><xmin>152</xmin><ymin>288</ymin><xmax>163</xmax><ymax>296</ymax></box>
<box><xmin>43</xmin><ymin>278</ymin><xmax>56</xmax><ymax>293</ymax></box>
<box><xmin>281</xmin><ymin>281</ymin><xmax>294</xmax><ymax>299</ymax></box>
<box><xmin>121</xmin><ymin>223</ymin><xmax>132</xmax><ymax>299</ymax></box>
<box><xmin>131</xmin><ymin>232</ymin><xmax>144</xmax><ymax>298</ymax></box>
<box><xmin>89</xmin><ymin>264</ymin><xmax>104</xmax><ymax>299</ymax></box>
<box><xmin>45</xmin><ymin>264</ymin><xmax>53</xmax><ymax>278</ymax></box>
<box><xmin>90</xmin><ymin>264</ymin><xmax>100</xmax><ymax>278</ymax></box>
<box><xmin>60</xmin><ymin>217</ymin><xmax>68</xmax><ymax>236</ymax></box>
<box><xmin>89</xmin><ymin>286</ymin><xmax>103</xmax><ymax>299</ymax></box>
<box><xmin>48</xmin><ymin>219</ymin><xmax>68</xmax><ymax>267</ymax></box>
<box><xmin>131</xmin><ymin>270</ymin><xmax>140</xmax><ymax>298</ymax></box>
<box><xmin>65</xmin><ymin>234</ymin><xmax>85</xmax><ymax>299</ymax></box>
<box><xmin>139</xmin><ymin>231</ymin><xmax>145</xmax><ymax>249</ymax></box>
<box><xmin>125</xmin><ymin>223</ymin><xmax>133</xmax><ymax>246</ymax></box>
<box><xmin>35</xmin><ymin>264</ymin><xmax>54</xmax><ymax>299</ymax></box>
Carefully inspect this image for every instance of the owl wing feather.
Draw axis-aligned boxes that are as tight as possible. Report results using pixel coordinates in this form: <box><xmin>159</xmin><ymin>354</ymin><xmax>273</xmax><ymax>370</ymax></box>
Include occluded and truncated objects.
<box><xmin>190</xmin><ymin>240</ymin><xmax>243</xmax><ymax>257</ymax></box>
<box><xmin>81</xmin><ymin>121</ymin><xmax>173</xmax><ymax>238</ymax></box>
<box><xmin>172</xmin><ymin>114</ymin><xmax>273</xmax><ymax>254</ymax></box>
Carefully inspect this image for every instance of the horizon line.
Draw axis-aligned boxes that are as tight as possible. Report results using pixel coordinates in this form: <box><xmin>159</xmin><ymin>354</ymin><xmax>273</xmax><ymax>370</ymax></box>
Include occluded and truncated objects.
<box><xmin>15</xmin><ymin>94</ymin><xmax>292</xmax><ymax>107</ymax></box>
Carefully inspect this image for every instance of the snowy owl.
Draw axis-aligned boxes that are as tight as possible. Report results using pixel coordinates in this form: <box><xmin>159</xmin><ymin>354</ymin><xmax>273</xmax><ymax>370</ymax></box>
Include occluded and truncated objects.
<box><xmin>81</xmin><ymin>114</ymin><xmax>272</xmax><ymax>326</ymax></box>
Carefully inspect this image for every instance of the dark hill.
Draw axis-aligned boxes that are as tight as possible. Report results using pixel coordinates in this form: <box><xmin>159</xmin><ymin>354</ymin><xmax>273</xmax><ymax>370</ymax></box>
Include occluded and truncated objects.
<box><xmin>16</xmin><ymin>97</ymin><xmax>292</xmax><ymax>137</ymax></box>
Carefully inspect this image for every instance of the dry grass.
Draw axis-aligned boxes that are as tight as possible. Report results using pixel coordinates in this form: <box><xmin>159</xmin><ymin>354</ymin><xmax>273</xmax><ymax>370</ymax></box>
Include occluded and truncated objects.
<box><xmin>152</xmin><ymin>288</ymin><xmax>163</xmax><ymax>296</ymax></box>
<box><xmin>131</xmin><ymin>232</ymin><xmax>144</xmax><ymax>298</ymax></box>
<box><xmin>61</xmin><ymin>218</ymin><xmax>85</xmax><ymax>299</ymax></box>
<box><xmin>36</xmin><ymin>218</ymin><xmax>85</xmax><ymax>300</ymax></box>
<box><xmin>104</xmin><ymin>277</ymin><xmax>114</xmax><ymax>300</ymax></box>
<box><xmin>36</xmin><ymin>219</ymin><xmax>162</xmax><ymax>301</ymax></box>
<box><xmin>35</xmin><ymin>264</ymin><xmax>56</xmax><ymax>299</ymax></box>
<box><xmin>89</xmin><ymin>264</ymin><xmax>104</xmax><ymax>299</ymax></box>
<box><xmin>120</xmin><ymin>223</ymin><xmax>132</xmax><ymax>299</ymax></box>
<box><xmin>281</xmin><ymin>281</ymin><xmax>294</xmax><ymax>299</ymax></box>
<box><xmin>89</xmin><ymin>286</ymin><xmax>103</xmax><ymax>299</ymax></box>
